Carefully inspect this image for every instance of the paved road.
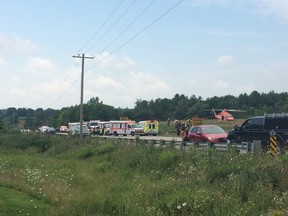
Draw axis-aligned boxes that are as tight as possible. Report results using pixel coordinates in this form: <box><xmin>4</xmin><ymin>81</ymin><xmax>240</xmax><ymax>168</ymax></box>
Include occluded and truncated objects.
<box><xmin>96</xmin><ymin>135</ymin><xmax>182</xmax><ymax>142</ymax></box>
<box><xmin>56</xmin><ymin>132</ymin><xmax>182</xmax><ymax>142</ymax></box>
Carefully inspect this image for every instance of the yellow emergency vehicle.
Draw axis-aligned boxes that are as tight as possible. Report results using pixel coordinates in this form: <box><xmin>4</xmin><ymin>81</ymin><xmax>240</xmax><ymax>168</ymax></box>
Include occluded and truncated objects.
<box><xmin>139</xmin><ymin>120</ymin><xmax>159</xmax><ymax>136</ymax></box>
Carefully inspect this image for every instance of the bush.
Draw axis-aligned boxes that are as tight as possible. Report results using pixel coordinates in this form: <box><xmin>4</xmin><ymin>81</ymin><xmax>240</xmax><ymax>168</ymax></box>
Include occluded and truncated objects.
<box><xmin>0</xmin><ymin>133</ymin><xmax>52</xmax><ymax>152</ymax></box>
<box><xmin>158</xmin><ymin>150</ymin><xmax>181</xmax><ymax>170</ymax></box>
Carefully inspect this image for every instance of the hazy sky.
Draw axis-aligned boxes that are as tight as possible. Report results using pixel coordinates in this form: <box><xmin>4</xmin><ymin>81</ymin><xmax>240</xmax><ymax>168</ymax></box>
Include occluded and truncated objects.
<box><xmin>1</xmin><ymin>0</ymin><xmax>288</xmax><ymax>109</ymax></box>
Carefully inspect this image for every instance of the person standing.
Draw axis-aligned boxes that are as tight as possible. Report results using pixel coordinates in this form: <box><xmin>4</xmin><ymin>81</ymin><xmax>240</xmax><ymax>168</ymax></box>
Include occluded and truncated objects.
<box><xmin>180</xmin><ymin>128</ymin><xmax>189</xmax><ymax>148</ymax></box>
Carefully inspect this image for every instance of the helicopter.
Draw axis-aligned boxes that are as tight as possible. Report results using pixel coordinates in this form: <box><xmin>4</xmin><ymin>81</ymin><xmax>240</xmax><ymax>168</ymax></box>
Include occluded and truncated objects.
<box><xmin>211</xmin><ymin>108</ymin><xmax>246</xmax><ymax>121</ymax></box>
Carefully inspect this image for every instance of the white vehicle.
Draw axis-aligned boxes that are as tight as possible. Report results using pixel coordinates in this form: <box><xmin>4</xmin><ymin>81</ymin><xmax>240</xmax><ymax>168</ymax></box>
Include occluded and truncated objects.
<box><xmin>109</xmin><ymin>121</ymin><xmax>144</xmax><ymax>136</ymax></box>
<box><xmin>39</xmin><ymin>126</ymin><xmax>56</xmax><ymax>134</ymax></box>
<box><xmin>97</xmin><ymin>121</ymin><xmax>111</xmax><ymax>135</ymax></box>
<box><xmin>59</xmin><ymin>125</ymin><xmax>69</xmax><ymax>133</ymax></box>
<box><xmin>68</xmin><ymin>122</ymin><xmax>90</xmax><ymax>136</ymax></box>
<box><xmin>139</xmin><ymin>120</ymin><xmax>159</xmax><ymax>136</ymax></box>
<box><xmin>87</xmin><ymin>120</ymin><xmax>100</xmax><ymax>131</ymax></box>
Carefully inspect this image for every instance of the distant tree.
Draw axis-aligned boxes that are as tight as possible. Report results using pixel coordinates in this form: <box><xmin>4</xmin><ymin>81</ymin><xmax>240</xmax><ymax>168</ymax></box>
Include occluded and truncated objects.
<box><xmin>84</xmin><ymin>103</ymin><xmax>117</xmax><ymax>121</ymax></box>
<box><xmin>0</xmin><ymin>114</ymin><xmax>4</xmax><ymax>130</ymax></box>
<box><xmin>133</xmin><ymin>109</ymin><xmax>155</xmax><ymax>121</ymax></box>
<box><xmin>150</xmin><ymin>98</ymin><xmax>174</xmax><ymax>120</ymax></box>
<box><xmin>188</xmin><ymin>102</ymin><xmax>209</xmax><ymax>118</ymax></box>
<box><xmin>174</xmin><ymin>97</ymin><xmax>190</xmax><ymax>120</ymax></box>
<box><xmin>24</xmin><ymin>116</ymin><xmax>34</xmax><ymax>129</ymax></box>
<box><xmin>238</xmin><ymin>93</ymin><xmax>249</xmax><ymax>108</ymax></box>
<box><xmin>248</xmin><ymin>91</ymin><xmax>262</xmax><ymax>108</ymax></box>
<box><xmin>87</xmin><ymin>97</ymin><xmax>102</xmax><ymax>105</ymax></box>
<box><xmin>35</xmin><ymin>108</ymin><xmax>46</xmax><ymax>126</ymax></box>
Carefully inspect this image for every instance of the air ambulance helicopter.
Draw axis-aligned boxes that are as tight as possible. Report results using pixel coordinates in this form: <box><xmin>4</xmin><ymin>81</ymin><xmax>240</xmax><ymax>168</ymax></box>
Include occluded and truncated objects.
<box><xmin>211</xmin><ymin>108</ymin><xmax>245</xmax><ymax>121</ymax></box>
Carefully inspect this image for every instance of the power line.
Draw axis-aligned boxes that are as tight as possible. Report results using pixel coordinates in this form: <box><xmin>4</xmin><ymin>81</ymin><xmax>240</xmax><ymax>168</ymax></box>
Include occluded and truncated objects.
<box><xmin>75</xmin><ymin>0</ymin><xmax>126</xmax><ymax>55</ymax></box>
<box><xmin>41</xmin><ymin>0</ymin><xmax>184</xmax><ymax>109</ymax></box>
<box><xmin>87</xmin><ymin>0</ymin><xmax>184</xmax><ymax>72</ymax></box>
<box><xmin>37</xmin><ymin>62</ymin><xmax>80</xmax><ymax>108</ymax></box>
<box><xmin>99</xmin><ymin>0</ymin><xmax>156</xmax><ymax>53</ymax></box>
<box><xmin>46</xmin><ymin>75</ymin><xmax>81</xmax><ymax>108</ymax></box>
<box><xmin>86</xmin><ymin>0</ymin><xmax>137</xmax><ymax>53</ymax></box>
<box><xmin>39</xmin><ymin>1</ymin><xmax>127</xmax><ymax>109</ymax></box>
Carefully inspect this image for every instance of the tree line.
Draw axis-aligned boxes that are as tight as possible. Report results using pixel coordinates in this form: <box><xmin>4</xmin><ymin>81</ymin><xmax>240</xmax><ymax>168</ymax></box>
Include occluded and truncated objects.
<box><xmin>1</xmin><ymin>91</ymin><xmax>288</xmax><ymax>130</ymax></box>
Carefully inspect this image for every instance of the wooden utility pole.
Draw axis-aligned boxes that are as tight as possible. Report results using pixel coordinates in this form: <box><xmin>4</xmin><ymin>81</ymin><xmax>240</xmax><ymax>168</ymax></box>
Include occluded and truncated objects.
<box><xmin>72</xmin><ymin>54</ymin><xmax>94</xmax><ymax>138</ymax></box>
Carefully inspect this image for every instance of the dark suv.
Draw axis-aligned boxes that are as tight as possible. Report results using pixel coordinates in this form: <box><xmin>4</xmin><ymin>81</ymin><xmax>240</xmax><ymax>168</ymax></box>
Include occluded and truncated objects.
<box><xmin>227</xmin><ymin>113</ymin><xmax>288</xmax><ymax>148</ymax></box>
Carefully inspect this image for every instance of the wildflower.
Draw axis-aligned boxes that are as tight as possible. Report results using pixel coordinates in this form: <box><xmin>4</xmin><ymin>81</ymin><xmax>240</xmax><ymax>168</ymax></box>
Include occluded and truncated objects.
<box><xmin>182</xmin><ymin>202</ymin><xmax>187</xmax><ymax>207</ymax></box>
<box><xmin>177</xmin><ymin>205</ymin><xmax>181</xmax><ymax>209</ymax></box>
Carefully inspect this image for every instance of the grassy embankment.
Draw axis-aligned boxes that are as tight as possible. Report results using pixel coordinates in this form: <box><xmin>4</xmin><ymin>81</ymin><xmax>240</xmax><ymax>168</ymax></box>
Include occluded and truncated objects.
<box><xmin>1</xmin><ymin>126</ymin><xmax>288</xmax><ymax>215</ymax></box>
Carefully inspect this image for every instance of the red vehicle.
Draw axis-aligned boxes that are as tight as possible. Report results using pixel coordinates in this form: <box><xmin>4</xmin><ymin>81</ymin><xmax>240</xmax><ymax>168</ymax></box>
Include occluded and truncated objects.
<box><xmin>188</xmin><ymin>125</ymin><xmax>227</xmax><ymax>144</ymax></box>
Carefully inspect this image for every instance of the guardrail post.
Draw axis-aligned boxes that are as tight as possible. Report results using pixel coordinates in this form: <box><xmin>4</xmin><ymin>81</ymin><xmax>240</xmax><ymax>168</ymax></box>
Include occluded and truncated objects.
<box><xmin>241</xmin><ymin>142</ymin><xmax>246</xmax><ymax>152</ymax></box>
<box><xmin>247</xmin><ymin>142</ymin><xmax>251</xmax><ymax>153</ymax></box>
<box><xmin>208</xmin><ymin>142</ymin><xmax>214</xmax><ymax>148</ymax></box>
<box><xmin>251</xmin><ymin>140</ymin><xmax>262</xmax><ymax>153</ymax></box>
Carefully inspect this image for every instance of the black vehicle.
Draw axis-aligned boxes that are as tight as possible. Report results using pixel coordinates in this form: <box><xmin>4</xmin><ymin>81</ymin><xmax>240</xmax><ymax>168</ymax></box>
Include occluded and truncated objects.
<box><xmin>227</xmin><ymin>113</ymin><xmax>288</xmax><ymax>149</ymax></box>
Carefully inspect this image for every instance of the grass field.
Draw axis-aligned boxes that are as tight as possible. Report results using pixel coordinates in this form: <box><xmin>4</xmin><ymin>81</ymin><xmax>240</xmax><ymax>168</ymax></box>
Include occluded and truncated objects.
<box><xmin>1</xmin><ymin>131</ymin><xmax>288</xmax><ymax>215</ymax></box>
<box><xmin>0</xmin><ymin>186</ymin><xmax>51</xmax><ymax>215</ymax></box>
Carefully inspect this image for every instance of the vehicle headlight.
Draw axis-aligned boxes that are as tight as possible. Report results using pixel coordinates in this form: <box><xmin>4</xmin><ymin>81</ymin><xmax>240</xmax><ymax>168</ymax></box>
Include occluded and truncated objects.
<box><xmin>208</xmin><ymin>137</ymin><xmax>214</xmax><ymax>141</ymax></box>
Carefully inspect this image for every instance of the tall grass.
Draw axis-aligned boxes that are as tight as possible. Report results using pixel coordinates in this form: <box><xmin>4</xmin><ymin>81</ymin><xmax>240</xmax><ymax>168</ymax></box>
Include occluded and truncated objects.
<box><xmin>0</xmin><ymin>133</ymin><xmax>288</xmax><ymax>215</ymax></box>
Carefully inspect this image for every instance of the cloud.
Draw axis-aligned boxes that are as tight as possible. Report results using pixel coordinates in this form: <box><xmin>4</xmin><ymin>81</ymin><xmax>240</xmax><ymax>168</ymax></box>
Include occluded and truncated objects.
<box><xmin>0</xmin><ymin>33</ymin><xmax>38</xmax><ymax>54</ymax></box>
<box><xmin>216</xmin><ymin>80</ymin><xmax>229</xmax><ymax>88</ymax></box>
<box><xmin>84</xmin><ymin>71</ymin><xmax>170</xmax><ymax>108</ymax></box>
<box><xmin>95</xmin><ymin>51</ymin><xmax>137</xmax><ymax>70</ymax></box>
<box><xmin>0</xmin><ymin>57</ymin><xmax>5</xmax><ymax>66</ymax></box>
<box><xmin>26</xmin><ymin>57</ymin><xmax>57</xmax><ymax>76</ymax></box>
<box><xmin>252</xmin><ymin>0</ymin><xmax>288</xmax><ymax>21</ymax></box>
<box><xmin>128</xmin><ymin>72</ymin><xmax>169</xmax><ymax>93</ymax></box>
<box><xmin>217</xmin><ymin>55</ymin><xmax>235</xmax><ymax>67</ymax></box>
<box><xmin>189</xmin><ymin>0</ymin><xmax>243</xmax><ymax>8</ymax></box>
<box><xmin>88</xmin><ymin>74</ymin><xmax>124</xmax><ymax>89</ymax></box>
<box><xmin>190</xmin><ymin>0</ymin><xmax>288</xmax><ymax>22</ymax></box>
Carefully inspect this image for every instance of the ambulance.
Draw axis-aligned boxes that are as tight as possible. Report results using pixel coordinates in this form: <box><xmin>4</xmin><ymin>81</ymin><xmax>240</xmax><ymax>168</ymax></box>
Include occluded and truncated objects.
<box><xmin>97</xmin><ymin>121</ymin><xmax>111</xmax><ymax>135</ymax></box>
<box><xmin>87</xmin><ymin>120</ymin><xmax>100</xmax><ymax>132</ymax></box>
<box><xmin>139</xmin><ymin>120</ymin><xmax>159</xmax><ymax>136</ymax></box>
<box><xmin>109</xmin><ymin>120</ymin><xmax>144</xmax><ymax>136</ymax></box>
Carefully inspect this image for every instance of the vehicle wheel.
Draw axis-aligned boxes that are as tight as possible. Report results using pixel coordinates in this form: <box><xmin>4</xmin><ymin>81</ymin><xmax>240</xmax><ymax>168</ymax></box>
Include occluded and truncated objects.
<box><xmin>228</xmin><ymin>135</ymin><xmax>239</xmax><ymax>145</ymax></box>
<box><xmin>131</xmin><ymin>131</ymin><xmax>135</xmax><ymax>136</ymax></box>
<box><xmin>113</xmin><ymin>131</ymin><xmax>118</xmax><ymax>136</ymax></box>
<box><xmin>228</xmin><ymin>139</ymin><xmax>237</xmax><ymax>145</ymax></box>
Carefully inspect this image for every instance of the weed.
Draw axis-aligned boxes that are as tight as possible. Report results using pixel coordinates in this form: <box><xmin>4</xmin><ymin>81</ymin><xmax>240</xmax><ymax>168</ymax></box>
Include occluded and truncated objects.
<box><xmin>1</xmin><ymin>133</ymin><xmax>288</xmax><ymax>215</ymax></box>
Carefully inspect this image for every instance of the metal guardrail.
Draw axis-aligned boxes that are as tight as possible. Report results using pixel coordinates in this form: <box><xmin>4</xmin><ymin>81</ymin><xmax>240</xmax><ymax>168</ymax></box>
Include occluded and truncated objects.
<box><xmin>103</xmin><ymin>136</ymin><xmax>262</xmax><ymax>153</ymax></box>
<box><xmin>55</xmin><ymin>132</ymin><xmax>262</xmax><ymax>153</ymax></box>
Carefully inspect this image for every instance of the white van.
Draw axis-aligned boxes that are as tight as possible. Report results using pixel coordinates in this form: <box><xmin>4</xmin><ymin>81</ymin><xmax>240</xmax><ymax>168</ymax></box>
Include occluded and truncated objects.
<box><xmin>68</xmin><ymin>122</ymin><xmax>90</xmax><ymax>136</ymax></box>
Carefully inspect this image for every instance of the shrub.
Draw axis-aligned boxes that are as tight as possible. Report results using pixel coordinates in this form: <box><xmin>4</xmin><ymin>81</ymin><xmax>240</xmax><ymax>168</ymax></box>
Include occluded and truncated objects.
<box><xmin>158</xmin><ymin>150</ymin><xmax>181</xmax><ymax>170</ymax></box>
<box><xmin>0</xmin><ymin>133</ymin><xmax>52</xmax><ymax>152</ymax></box>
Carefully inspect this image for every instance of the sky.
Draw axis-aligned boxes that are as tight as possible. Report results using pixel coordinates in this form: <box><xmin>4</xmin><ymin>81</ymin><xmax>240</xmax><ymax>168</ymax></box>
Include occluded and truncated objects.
<box><xmin>0</xmin><ymin>0</ymin><xmax>288</xmax><ymax>109</ymax></box>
